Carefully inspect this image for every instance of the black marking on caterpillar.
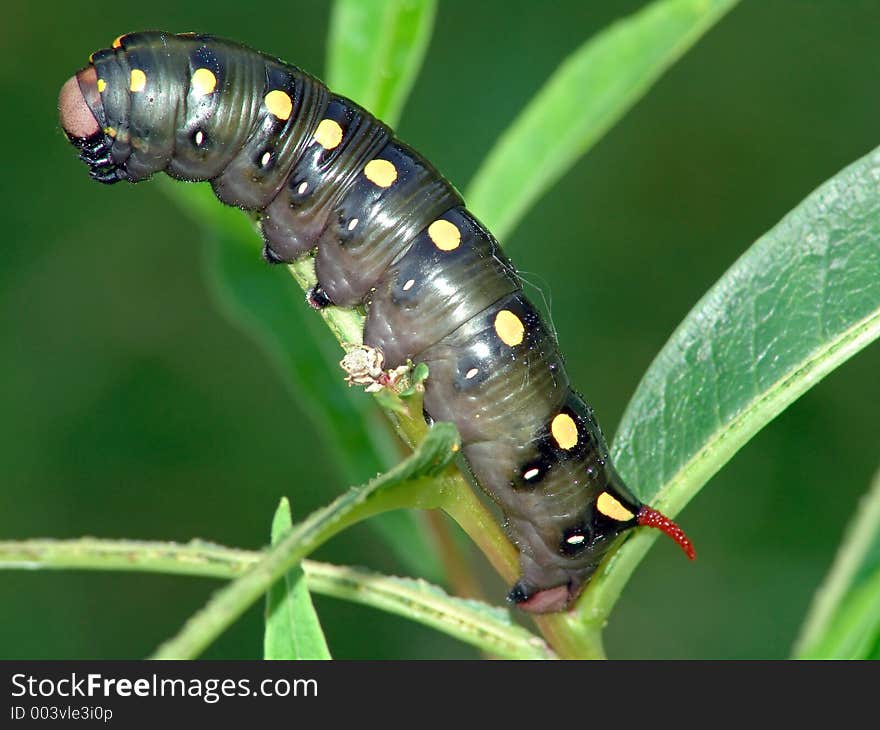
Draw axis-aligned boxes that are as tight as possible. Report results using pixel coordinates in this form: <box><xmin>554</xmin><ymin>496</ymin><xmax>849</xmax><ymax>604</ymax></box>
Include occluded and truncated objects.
<box><xmin>58</xmin><ymin>31</ymin><xmax>695</xmax><ymax>614</ymax></box>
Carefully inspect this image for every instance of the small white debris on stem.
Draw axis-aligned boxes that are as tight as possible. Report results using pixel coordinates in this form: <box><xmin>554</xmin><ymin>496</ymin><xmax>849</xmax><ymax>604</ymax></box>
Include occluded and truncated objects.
<box><xmin>339</xmin><ymin>344</ymin><xmax>409</xmax><ymax>393</ymax></box>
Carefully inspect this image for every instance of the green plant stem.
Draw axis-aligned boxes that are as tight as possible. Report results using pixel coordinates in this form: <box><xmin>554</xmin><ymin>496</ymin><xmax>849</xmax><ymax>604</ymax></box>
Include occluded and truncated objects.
<box><xmin>0</xmin><ymin>538</ymin><xmax>254</xmax><ymax>578</ymax></box>
<box><xmin>0</xmin><ymin>538</ymin><xmax>553</xmax><ymax>660</ymax></box>
<box><xmin>305</xmin><ymin>563</ymin><xmax>557</xmax><ymax>660</ymax></box>
<box><xmin>0</xmin><ymin>533</ymin><xmax>602</xmax><ymax>659</ymax></box>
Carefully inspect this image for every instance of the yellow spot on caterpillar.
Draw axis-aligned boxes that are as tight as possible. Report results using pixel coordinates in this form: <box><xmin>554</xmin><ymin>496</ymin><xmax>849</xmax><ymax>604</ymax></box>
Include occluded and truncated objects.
<box><xmin>129</xmin><ymin>69</ymin><xmax>146</xmax><ymax>93</ymax></box>
<box><xmin>551</xmin><ymin>413</ymin><xmax>578</xmax><ymax>450</ymax></box>
<box><xmin>112</xmin><ymin>35</ymin><xmax>125</xmax><ymax>49</ymax></box>
<box><xmin>191</xmin><ymin>68</ymin><xmax>217</xmax><ymax>96</ymax></box>
<box><xmin>264</xmin><ymin>89</ymin><xmax>293</xmax><ymax>120</ymax></box>
<box><xmin>88</xmin><ymin>53</ymin><xmax>95</xmax><ymax>63</ymax></box>
<box><xmin>97</xmin><ymin>79</ymin><xmax>106</xmax><ymax>93</ymax></box>
<box><xmin>428</xmin><ymin>219</ymin><xmax>461</xmax><ymax>251</ymax></box>
<box><xmin>364</xmin><ymin>159</ymin><xmax>397</xmax><ymax>188</ymax></box>
<box><xmin>103</xmin><ymin>126</ymin><xmax>117</xmax><ymax>138</ymax></box>
<box><xmin>597</xmin><ymin>492</ymin><xmax>635</xmax><ymax>522</ymax></box>
<box><xmin>494</xmin><ymin>310</ymin><xmax>524</xmax><ymax>347</ymax></box>
<box><xmin>313</xmin><ymin>119</ymin><xmax>343</xmax><ymax>150</ymax></box>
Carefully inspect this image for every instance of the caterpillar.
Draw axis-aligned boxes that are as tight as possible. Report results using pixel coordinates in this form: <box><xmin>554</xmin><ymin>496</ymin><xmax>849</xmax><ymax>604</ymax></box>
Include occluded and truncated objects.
<box><xmin>58</xmin><ymin>31</ymin><xmax>694</xmax><ymax>614</ymax></box>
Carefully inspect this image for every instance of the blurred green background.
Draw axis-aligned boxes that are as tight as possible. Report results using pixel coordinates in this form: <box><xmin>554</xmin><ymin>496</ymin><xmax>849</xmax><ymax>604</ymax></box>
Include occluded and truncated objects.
<box><xmin>2</xmin><ymin>0</ymin><xmax>878</xmax><ymax>659</ymax></box>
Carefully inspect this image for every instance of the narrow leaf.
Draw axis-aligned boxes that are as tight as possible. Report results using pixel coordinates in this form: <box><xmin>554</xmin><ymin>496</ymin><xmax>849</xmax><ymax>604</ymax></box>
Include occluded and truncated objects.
<box><xmin>264</xmin><ymin>498</ymin><xmax>331</xmax><ymax>659</ymax></box>
<box><xmin>796</xmin><ymin>567</ymin><xmax>880</xmax><ymax>660</ymax></box>
<box><xmin>159</xmin><ymin>179</ymin><xmax>443</xmax><ymax>581</ymax></box>
<box><xmin>794</xmin><ymin>467</ymin><xmax>880</xmax><ymax>659</ymax></box>
<box><xmin>151</xmin><ymin>422</ymin><xmax>460</xmax><ymax>659</ymax></box>
<box><xmin>466</xmin><ymin>0</ymin><xmax>738</xmax><ymax>240</ymax></box>
<box><xmin>574</xmin><ymin>145</ymin><xmax>880</xmax><ymax>629</ymax></box>
<box><xmin>327</xmin><ymin>0</ymin><xmax>437</xmax><ymax>126</ymax></box>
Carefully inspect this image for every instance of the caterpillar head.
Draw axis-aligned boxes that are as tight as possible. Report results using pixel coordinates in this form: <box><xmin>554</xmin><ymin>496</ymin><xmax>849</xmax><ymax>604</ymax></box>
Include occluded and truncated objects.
<box><xmin>59</xmin><ymin>70</ymin><xmax>100</xmax><ymax>141</ymax></box>
<box><xmin>59</xmin><ymin>32</ymin><xmax>241</xmax><ymax>186</ymax></box>
<box><xmin>58</xmin><ymin>33</ymin><xmax>168</xmax><ymax>185</ymax></box>
<box><xmin>59</xmin><ymin>66</ymin><xmax>126</xmax><ymax>183</ymax></box>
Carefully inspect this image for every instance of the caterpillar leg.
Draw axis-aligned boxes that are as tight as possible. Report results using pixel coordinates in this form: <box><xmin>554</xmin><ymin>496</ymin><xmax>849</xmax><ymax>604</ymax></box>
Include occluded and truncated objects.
<box><xmin>306</xmin><ymin>284</ymin><xmax>334</xmax><ymax>310</ymax></box>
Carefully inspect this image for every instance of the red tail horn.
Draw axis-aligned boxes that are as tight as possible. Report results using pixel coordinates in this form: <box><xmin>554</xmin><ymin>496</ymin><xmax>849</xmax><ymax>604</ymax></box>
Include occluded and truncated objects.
<box><xmin>637</xmin><ymin>505</ymin><xmax>696</xmax><ymax>560</ymax></box>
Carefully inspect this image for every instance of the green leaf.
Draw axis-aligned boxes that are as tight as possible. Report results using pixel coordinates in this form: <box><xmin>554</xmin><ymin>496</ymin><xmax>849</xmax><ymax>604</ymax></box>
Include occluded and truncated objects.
<box><xmin>304</xmin><ymin>562</ymin><xmax>555</xmax><ymax>659</ymax></box>
<box><xmin>264</xmin><ymin>498</ymin><xmax>331</xmax><ymax>660</ymax></box>
<box><xmin>466</xmin><ymin>0</ymin><xmax>738</xmax><ymax>241</ymax></box>
<box><xmin>794</xmin><ymin>467</ymin><xmax>880</xmax><ymax>659</ymax></box>
<box><xmin>151</xmin><ymin>422</ymin><xmax>460</xmax><ymax>659</ymax></box>
<box><xmin>159</xmin><ymin>179</ymin><xmax>443</xmax><ymax>582</ymax></box>
<box><xmin>573</xmin><ymin>145</ymin><xmax>880</xmax><ymax>632</ymax></box>
<box><xmin>327</xmin><ymin>0</ymin><xmax>437</xmax><ymax>126</ymax></box>
<box><xmin>796</xmin><ymin>567</ymin><xmax>880</xmax><ymax>660</ymax></box>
